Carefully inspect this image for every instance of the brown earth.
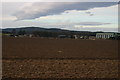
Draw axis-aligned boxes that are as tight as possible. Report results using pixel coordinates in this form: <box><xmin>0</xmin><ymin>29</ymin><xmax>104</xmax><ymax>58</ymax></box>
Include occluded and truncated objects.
<box><xmin>2</xmin><ymin>37</ymin><xmax>119</xmax><ymax>79</ymax></box>
<box><xmin>2</xmin><ymin>59</ymin><xmax>118</xmax><ymax>79</ymax></box>
<box><xmin>2</xmin><ymin>37</ymin><xmax>118</xmax><ymax>59</ymax></box>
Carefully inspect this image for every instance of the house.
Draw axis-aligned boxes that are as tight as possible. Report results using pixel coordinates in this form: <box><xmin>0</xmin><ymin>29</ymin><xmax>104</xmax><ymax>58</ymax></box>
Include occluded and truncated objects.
<box><xmin>73</xmin><ymin>35</ymin><xmax>79</xmax><ymax>39</ymax></box>
<box><xmin>96</xmin><ymin>33</ymin><xmax>117</xmax><ymax>39</ymax></box>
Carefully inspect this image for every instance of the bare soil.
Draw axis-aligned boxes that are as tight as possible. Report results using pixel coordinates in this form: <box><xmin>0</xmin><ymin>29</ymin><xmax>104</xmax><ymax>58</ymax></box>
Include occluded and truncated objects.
<box><xmin>2</xmin><ymin>37</ymin><xmax>118</xmax><ymax>59</ymax></box>
<box><xmin>2</xmin><ymin>37</ymin><xmax>119</xmax><ymax>79</ymax></box>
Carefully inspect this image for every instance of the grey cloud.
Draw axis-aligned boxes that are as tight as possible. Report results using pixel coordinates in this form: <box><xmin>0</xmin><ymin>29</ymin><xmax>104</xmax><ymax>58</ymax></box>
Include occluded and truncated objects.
<box><xmin>76</xmin><ymin>22</ymin><xmax>111</xmax><ymax>26</ymax></box>
<box><xmin>90</xmin><ymin>14</ymin><xmax>94</xmax><ymax>16</ymax></box>
<box><xmin>13</xmin><ymin>2</ymin><xmax>117</xmax><ymax>20</ymax></box>
<box><xmin>85</xmin><ymin>12</ymin><xmax>91</xmax><ymax>14</ymax></box>
<box><xmin>85</xmin><ymin>11</ymin><xmax>94</xmax><ymax>16</ymax></box>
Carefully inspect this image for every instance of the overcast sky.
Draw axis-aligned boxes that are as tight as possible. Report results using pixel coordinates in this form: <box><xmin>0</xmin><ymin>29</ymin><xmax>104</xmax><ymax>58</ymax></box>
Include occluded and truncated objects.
<box><xmin>1</xmin><ymin>2</ymin><xmax>119</xmax><ymax>32</ymax></box>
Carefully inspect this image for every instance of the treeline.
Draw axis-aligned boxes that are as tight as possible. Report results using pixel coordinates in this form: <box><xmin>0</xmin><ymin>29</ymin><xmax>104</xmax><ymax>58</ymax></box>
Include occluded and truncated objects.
<box><xmin>2</xmin><ymin>28</ymin><xmax>97</xmax><ymax>38</ymax></box>
<box><xmin>32</xmin><ymin>31</ymin><xmax>96</xmax><ymax>37</ymax></box>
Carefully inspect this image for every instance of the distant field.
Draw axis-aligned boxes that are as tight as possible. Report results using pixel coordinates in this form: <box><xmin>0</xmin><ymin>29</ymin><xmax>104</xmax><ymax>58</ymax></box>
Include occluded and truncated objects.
<box><xmin>2</xmin><ymin>36</ymin><xmax>118</xmax><ymax>59</ymax></box>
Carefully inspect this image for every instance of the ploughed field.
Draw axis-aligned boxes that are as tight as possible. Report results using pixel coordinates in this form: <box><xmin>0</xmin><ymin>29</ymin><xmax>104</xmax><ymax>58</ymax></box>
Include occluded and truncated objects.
<box><xmin>2</xmin><ymin>37</ymin><xmax>118</xmax><ymax>59</ymax></box>
<box><xmin>2</xmin><ymin>37</ymin><xmax>119</xmax><ymax>79</ymax></box>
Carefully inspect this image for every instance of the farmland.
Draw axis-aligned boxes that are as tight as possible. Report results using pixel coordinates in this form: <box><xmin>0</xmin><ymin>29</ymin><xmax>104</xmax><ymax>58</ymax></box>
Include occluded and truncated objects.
<box><xmin>2</xmin><ymin>37</ymin><xmax>118</xmax><ymax>59</ymax></box>
<box><xmin>2</xmin><ymin>36</ymin><xmax>119</xmax><ymax>79</ymax></box>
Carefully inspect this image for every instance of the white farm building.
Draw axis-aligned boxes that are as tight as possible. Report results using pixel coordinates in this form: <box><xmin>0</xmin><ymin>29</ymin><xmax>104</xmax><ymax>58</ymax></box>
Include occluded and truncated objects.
<box><xmin>96</xmin><ymin>33</ymin><xmax>117</xmax><ymax>39</ymax></box>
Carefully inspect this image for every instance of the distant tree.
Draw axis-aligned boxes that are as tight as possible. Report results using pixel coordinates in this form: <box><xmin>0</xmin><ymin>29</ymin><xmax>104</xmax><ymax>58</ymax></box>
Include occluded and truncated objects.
<box><xmin>12</xmin><ymin>29</ymin><xmax>16</xmax><ymax>35</ymax></box>
<box><xmin>18</xmin><ymin>30</ymin><xmax>26</xmax><ymax>35</ymax></box>
<box><xmin>32</xmin><ymin>30</ymin><xmax>96</xmax><ymax>38</ymax></box>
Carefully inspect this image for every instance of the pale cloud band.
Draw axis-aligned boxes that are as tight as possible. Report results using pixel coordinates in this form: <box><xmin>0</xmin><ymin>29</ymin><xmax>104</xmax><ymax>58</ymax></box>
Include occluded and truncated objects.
<box><xmin>76</xmin><ymin>22</ymin><xmax>111</xmax><ymax>26</ymax></box>
<box><xmin>54</xmin><ymin>22</ymin><xmax>111</xmax><ymax>26</ymax></box>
